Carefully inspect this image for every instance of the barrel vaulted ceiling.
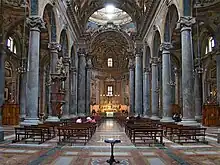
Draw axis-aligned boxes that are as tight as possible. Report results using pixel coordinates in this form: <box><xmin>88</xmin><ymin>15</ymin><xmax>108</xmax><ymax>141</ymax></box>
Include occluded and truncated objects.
<box><xmin>90</xmin><ymin>31</ymin><xmax>129</xmax><ymax>71</ymax></box>
<box><xmin>67</xmin><ymin>0</ymin><xmax>159</xmax><ymax>37</ymax></box>
<box><xmin>67</xmin><ymin>0</ymin><xmax>160</xmax><ymax>74</ymax></box>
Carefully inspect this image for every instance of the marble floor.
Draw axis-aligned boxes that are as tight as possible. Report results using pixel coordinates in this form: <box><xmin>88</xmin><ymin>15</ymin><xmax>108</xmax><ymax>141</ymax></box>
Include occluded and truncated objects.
<box><xmin>0</xmin><ymin>119</ymin><xmax>220</xmax><ymax>165</ymax></box>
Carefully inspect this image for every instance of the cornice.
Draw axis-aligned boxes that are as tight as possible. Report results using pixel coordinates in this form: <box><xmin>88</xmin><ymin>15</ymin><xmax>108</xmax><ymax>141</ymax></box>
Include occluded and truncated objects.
<box><xmin>66</xmin><ymin>2</ymin><xmax>82</xmax><ymax>39</ymax></box>
<box><xmin>138</xmin><ymin>0</ymin><xmax>161</xmax><ymax>39</ymax></box>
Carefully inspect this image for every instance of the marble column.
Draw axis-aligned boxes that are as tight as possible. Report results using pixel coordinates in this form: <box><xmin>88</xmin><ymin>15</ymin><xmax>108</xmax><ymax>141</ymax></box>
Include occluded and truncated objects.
<box><xmin>129</xmin><ymin>57</ymin><xmax>135</xmax><ymax>115</ymax></box>
<box><xmin>61</xmin><ymin>57</ymin><xmax>70</xmax><ymax>119</ymax></box>
<box><xmin>85</xmin><ymin>57</ymin><xmax>92</xmax><ymax>115</ymax></box>
<box><xmin>179</xmin><ymin>16</ymin><xmax>198</xmax><ymax>126</ymax></box>
<box><xmin>194</xmin><ymin>67</ymin><xmax>203</xmax><ymax>121</ymax></box>
<box><xmin>21</xmin><ymin>16</ymin><xmax>45</xmax><ymax>125</ymax></box>
<box><xmin>77</xmin><ymin>48</ymin><xmax>86</xmax><ymax>116</ymax></box>
<box><xmin>70</xmin><ymin>67</ymin><xmax>77</xmax><ymax>117</ymax></box>
<box><xmin>160</xmin><ymin>42</ymin><xmax>174</xmax><ymax>122</ymax></box>
<box><xmin>46</xmin><ymin>42</ymin><xmax>61</xmax><ymax>122</ymax></box>
<box><xmin>120</xmin><ymin>77</ymin><xmax>124</xmax><ymax>104</ymax></box>
<box><xmin>95</xmin><ymin>80</ymin><xmax>100</xmax><ymax>104</ymax></box>
<box><xmin>19</xmin><ymin>58</ymin><xmax>27</xmax><ymax>120</ymax></box>
<box><xmin>174</xmin><ymin>69</ymin><xmax>179</xmax><ymax>105</ymax></box>
<box><xmin>0</xmin><ymin>44</ymin><xmax>5</xmax><ymax>141</ymax></box>
<box><xmin>216</xmin><ymin>55</ymin><xmax>220</xmax><ymax>105</ymax></box>
<box><xmin>100</xmin><ymin>80</ymin><xmax>104</xmax><ymax>104</ymax></box>
<box><xmin>151</xmin><ymin>57</ymin><xmax>160</xmax><ymax>120</ymax></box>
<box><xmin>135</xmin><ymin>49</ymin><xmax>143</xmax><ymax>115</ymax></box>
<box><xmin>143</xmin><ymin>67</ymin><xmax>151</xmax><ymax>117</ymax></box>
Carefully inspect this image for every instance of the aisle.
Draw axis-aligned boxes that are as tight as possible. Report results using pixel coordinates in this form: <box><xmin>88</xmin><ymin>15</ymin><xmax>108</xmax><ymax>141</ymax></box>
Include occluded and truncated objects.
<box><xmin>87</xmin><ymin>119</ymin><xmax>134</xmax><ymax>147</ymax></box>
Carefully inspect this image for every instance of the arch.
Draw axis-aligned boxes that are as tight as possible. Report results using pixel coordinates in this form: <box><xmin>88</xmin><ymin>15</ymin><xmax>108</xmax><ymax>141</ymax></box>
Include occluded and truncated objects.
<box><xmin>5</xmin><ymin>32</ymin><xmax>23</xmax><ymax>57</ymax></box>
<box><xmin>70</xmin><ymin>45</ymin><xmax>76</xmax><ymax>67</ymax></box>
<box><xmin>152</xmin><ymin>30</ymin><xmax>161</xmax><ymax>57</ymax></box>
<box><xmin>143</xmin><ymin>45</ymin><xmax>151</xmax><ymax>68</ymax></box>
<box><xmin>200</xmin><ymin>26</ymin><xmax>215</xmax><ymax>56</ymax></box>
<box><xmin>42</xmin><ymin>4</ymin><xmax>57</xmax><ymax>42</ymax></box>
<box><xmin>90</xmin><ymin>28</ymin><xmax>134</xmax><ymax>51</ymax></box>
<box><xmin>79</xmin><ymin>2</ymin><xmax>141</xmax><ymax>29</ymax></box>
<box><xmin>146</xmin><ymin>46</ymin><xmax>151</xmax><ymax>66</ymax></box>
<box><xmin>89</xmin><ymin>30</ymin><xmax>130</xmax><ymax>70</ymax></box>
<box><xmin>164</xmin><ymin>4</ymin><xmax>179</xmax><ymax>42</ymax></box>
<box><xmin>60</xmin><ymin>30</ymin><xmax>69</xmax><ymax>57</ymax></box>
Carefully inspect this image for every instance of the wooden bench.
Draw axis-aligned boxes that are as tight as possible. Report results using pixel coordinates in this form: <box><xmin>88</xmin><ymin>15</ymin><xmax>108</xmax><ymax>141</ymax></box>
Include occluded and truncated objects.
<box><xmin>173</xmin><ymin>127</ymin><xmax>207</xmax><ymax>144</ymax></box>
<box><xmin>132</xmin><ymin>128</ymin><xmax>164</xmax><ymax>146</ymax></box>
<box><xmin>124</xmin><ymin>122</ymin><xmax>163</xmax><ymax>146</ymax></box>
<box><xmin>12</xmin><ymin>126</ymin><xmax>49</xmax><ymax>144</ymax></box>
<box><xmin>57</xmin><ymin>123</ymin><xmax>96</xmax><ymax>145</ymax></box>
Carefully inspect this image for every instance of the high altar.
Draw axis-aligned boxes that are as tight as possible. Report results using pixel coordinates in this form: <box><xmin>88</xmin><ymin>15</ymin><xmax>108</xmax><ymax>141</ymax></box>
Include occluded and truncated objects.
<box><xmin>92</xmin><ymin>103</ymin><xmax>128</xmax><ymax>117</ymax></box>
<box><xmin>101</xmin><ymin>103</ymin><xmax>119</xmax><ymax>117</ymax></box>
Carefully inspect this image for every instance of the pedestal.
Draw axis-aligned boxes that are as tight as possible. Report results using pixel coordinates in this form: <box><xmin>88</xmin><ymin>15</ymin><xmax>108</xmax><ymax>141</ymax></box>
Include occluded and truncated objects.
<box><xmin>46</xmin><ymin>116</ymin><xmax>60</xmax><ymax>122</ymax></box>
<box><xmin>20</xmin><ymin>118</ymin><xmax>42</xmax><ymax>126</ymax></box>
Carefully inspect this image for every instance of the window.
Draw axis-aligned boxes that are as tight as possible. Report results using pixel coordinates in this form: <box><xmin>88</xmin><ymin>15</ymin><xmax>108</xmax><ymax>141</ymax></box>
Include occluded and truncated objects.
<box><xmin>7</xmin><ymin>37</ymin><xmax>17</xmax><ymax>54</ymax></box>
<box><xmin>107</xmin><ymin>86</ymin><xmax>113</xmax><ymax>96</ymax></box>
<box><xmin>107</xmin><ymin>58</ymin><xmax>113</xmax><ymax>67</ymax></box>
<box><xmin>205</xmin><ymin>36</ymin><xmax>215</xmax><ymax>54</ymax></box>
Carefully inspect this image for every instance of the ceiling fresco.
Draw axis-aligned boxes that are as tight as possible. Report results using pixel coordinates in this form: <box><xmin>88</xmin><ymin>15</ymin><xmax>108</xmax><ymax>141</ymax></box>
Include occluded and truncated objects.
<box><xmin>69</xmin><ymin>0</ymin><xmax>157</xmax><ymax>34</ymax></box>
<box><xmin>90</xmin><ymin>31</ymin><xmax>129</xmax><ymax>72</ymax></box>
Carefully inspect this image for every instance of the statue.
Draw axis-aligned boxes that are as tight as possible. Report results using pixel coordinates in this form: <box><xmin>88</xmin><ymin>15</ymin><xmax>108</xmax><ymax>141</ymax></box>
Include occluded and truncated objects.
<box><xmin>55</xmin><ymin>57</ymin><xmax>66</xmax><ymax>75</ymax></box>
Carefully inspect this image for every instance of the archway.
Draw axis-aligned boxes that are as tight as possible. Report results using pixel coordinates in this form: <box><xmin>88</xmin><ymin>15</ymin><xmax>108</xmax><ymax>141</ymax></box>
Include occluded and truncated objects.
<box><xmin>90</xmin><ymin>29</ymin><xmax>131</xmax><ymax>116</ymax></box>
<box><xmin>40</xmin><ymin>4</ymin><xmax>57</xmax><ymax>118</ymax></box>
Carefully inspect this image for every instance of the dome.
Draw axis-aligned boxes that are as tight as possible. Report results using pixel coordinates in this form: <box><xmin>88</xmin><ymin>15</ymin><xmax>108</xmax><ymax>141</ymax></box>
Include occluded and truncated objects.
<box><xmin>89</xmin><ymin>5</ymin><xmax>132</xmax><ymax>25</ymax></box>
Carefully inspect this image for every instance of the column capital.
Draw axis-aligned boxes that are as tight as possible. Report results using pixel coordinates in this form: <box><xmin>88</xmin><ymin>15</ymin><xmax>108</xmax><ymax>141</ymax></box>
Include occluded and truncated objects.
<box><xmin>128</xmin><ymin>58</ymin><xmax>135</xmax><ymax>70</ymax></box>
<box><xmin>70</xmin><ymin>66</ymin><xmax>77</xmax><ymax>72</ymax></box>
<box><xmin>26</xmin><ymin>16</ymin><xmax>46</xmax><ymax>30</ymax></box>
<box><xmin>48</xmin><ymin>42</ymin><xmax>62</xmax><ymax>51</ymax></box>
<box><xmin>135</xmin><ymin>40</ymin><xmax>143</xmax><ymax>57</ymax></box>
<box><xmin>177</xmin><ymin>16</ymin><xmax>196</xmax><ymax>30</ymax></box>
<box><xmin>173</xmin><ymin>67</ymin><xmax>180</xmax><ymax>74</ymax></box>
<box><xmin>150</xmin><ymin>57</ymin><xmax>160</xmax><ymax>65</ymax></box>
<box><xmin>144</xmin><ymin>67</ymin><xmax>151</xmax><ymax>73</ymax></box>
<box><xmin>86</xmin><ymin>57</ymin><xmax>93</xmax><ymax>69</ymax></box>
<box><xmin>160</xmin><ymin>42</ymin><xmax>173</xmax><ymax>52</ymax></box>
<box><xmin>195</xmin><ymin>66</ymin><xmax>204</xmax><ymax>74</ymax></box>
<box><xmin>62</xmin><ymin>57</ymin><xmax>71</xmax><ymax>65</ymax></box>
<box><xmin>77</xmin><ymin>48</ymin><xmax>87</xmax><ymax>57</ymax></box>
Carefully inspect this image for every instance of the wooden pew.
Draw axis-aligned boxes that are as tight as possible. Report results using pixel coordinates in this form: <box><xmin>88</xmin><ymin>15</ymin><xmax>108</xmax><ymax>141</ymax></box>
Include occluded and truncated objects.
<box><xmin>173</xmin><ymin>127</ymin><xmax>207</xmax><ymax>144</ymax></box>
<box><xmin>132</xmin><ymin>128</ymin><xmax>164</xmax><ymax>146</ymax></box>
<box><xmin>13</xmin><ymin>126</ymin><xmax>48</xmax><ymax>144</ymax></box>
<box><xmin>57</xmin><ymin>123</ymin><xmax>96</xmax><ymax>145</ymax></box>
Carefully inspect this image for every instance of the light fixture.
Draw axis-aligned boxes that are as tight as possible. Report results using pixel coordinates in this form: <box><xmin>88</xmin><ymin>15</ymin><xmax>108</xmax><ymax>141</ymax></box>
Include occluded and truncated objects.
<box><xmin>105</xmin><ymin>4</ymin><xmax>115</xmax><ymax>13</ymax></box>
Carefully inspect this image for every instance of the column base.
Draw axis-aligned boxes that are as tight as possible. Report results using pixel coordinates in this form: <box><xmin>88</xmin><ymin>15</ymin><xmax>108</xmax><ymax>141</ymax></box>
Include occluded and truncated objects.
<box><xmin>178</xmin><ymin>118</ymin><xmax>200</xmax><ymax>126</ymax></box>
<box><xmin>19</xmin><ymin>114</ymin><xmax>26</xmax><ymax>122</ymax></box>
<box><xmin>195</xmin><ymin>115</ymin><xmax>202</xmax><ymax>122</ymax></box>
<box><xmin>20</xmin><ymin>118</ymin><xmax>41</xmax><ymax>126</ymax></box>
<box><xmin>150</xmin><ymin>115</ymin><xmax>160</xmax><ymax>120</ymax></box>
<box><xmin>77</xmin><ymin>113</ymin><xmax>86</xmax><ymax>117</ymax></box>
<box><xmin>69</xmin><ymin>115</ymin><xmax>77</xmax><ymax>118</ymax></box>
<box><xmin>0</xmin><ymin>127</ymin><xmax>4</xmax><ymax>142</ymax></box>
<box><xmin>160</xmin><ymin>117</ymin><xmax>174</xmax><ymax>123</ymax></box>
<box><xmin>60</xmin><ymin>115</ymin><xmax>70</xmax><ymax>120</ymax></box>
<box><xmin>143</xmin><ymin>115</ymin><xmax>150</xmax><ymax>118</ymax></box>
<box><xmin>45</xmin><ymin>116</ymin><xmax>60</xmax><ymax>122</ymax></box>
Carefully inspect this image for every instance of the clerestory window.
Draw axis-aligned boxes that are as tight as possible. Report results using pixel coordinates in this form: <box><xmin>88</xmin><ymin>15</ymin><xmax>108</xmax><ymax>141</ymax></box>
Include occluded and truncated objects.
<box><xmin>205</xmin><ymin>36</ymin><xmax>215</xmax><ymax>54</ymax></box>
<box><xmin>107</xmin><ymin>58</ymin><xmax>113</xmax><ymax>67</ymax></box>
<box><xmin>7</xmin><ymin>37</ymin><xmax>17</xmax><ymax>54</ymax></box>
